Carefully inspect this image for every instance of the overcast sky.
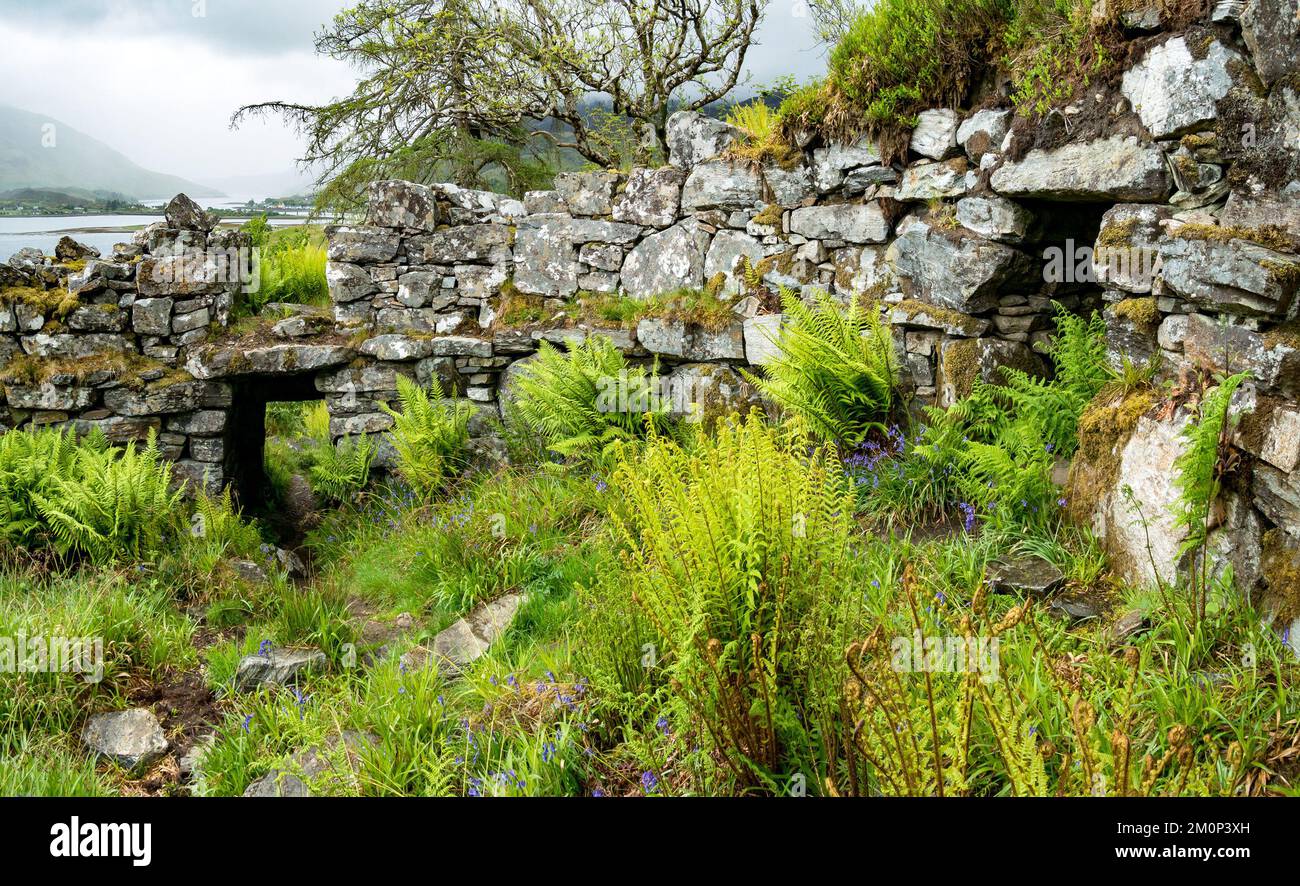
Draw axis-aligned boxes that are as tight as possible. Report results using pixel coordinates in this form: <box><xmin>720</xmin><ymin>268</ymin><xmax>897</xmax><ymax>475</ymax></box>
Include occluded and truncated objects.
<box><xmin>0</xmin><ymin>0</ymin><xmax>828</xmax><ymax>187</ymax></box>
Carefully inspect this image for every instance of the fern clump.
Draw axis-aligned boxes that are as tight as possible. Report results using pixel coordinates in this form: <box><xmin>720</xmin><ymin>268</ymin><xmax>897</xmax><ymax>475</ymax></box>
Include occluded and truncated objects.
<box><xmin>745</xmin><ymin>288</ymin><xmax>898</xmax><ymax>446</ymax></box>
<box><xmin>602</xmin><ymin>415</ymin><xmax>859</xmax><ymax>790</ymax></box>
<box><xmin>856</xmin><ymin>305</ymin><xmax>1110</xmax><ymax>532</ymax></box>
<box><xmin>513</xmin><ymin>335</ymin><xmax>674</xmax><ymax>462</ymax></box>
<box><xmin>381</xmin><ymin>375</ymin><xmax>473</xmax><ymax>497</ymax></box>
<box><xmin>309</xmin><ymin>435</ymin><xmax>374</xmax><ymax>504</ymax></box>
<box><xmin>15</xmin><ymin>429</ymin><xmax>184</xmax><ymax>564</ymax></box>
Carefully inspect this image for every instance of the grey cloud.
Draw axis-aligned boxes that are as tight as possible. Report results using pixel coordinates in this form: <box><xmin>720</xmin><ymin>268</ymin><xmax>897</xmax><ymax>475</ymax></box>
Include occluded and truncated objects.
<box><xmin>4</xmin><ymin>0</ymin><xmax>349</xmax><ymax>56</ymax></box>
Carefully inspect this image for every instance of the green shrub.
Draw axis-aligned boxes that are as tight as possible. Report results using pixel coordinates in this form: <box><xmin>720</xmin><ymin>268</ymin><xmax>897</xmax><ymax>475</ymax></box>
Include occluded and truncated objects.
<box><xmin>513</xmin><ymin>336</ymin><xmax>674</xmax><ymax>462</ymax></box>
<box><xmin>745</xmin><ymin>288</ymin><xmax>898</xmax><ymax>445</ymax></box>
<box><xmin>381</xmin><ymin>376</ymin><xmax>474</xmax><ymax>497</ymax></box>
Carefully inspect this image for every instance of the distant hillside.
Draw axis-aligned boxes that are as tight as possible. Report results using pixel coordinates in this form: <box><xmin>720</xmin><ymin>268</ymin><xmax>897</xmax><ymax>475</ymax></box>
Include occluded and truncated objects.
<box><xmin>0</xmin><ymin>105</ymin><xmax>222</xmax><ymax>200</ymax></box>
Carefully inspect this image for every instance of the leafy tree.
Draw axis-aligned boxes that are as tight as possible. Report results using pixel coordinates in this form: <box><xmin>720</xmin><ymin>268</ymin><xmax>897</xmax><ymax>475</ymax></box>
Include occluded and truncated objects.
<box><xmin>235</xmin><ymin>0</ymin><xmax>766</xmax><ymax>210</ymax></box>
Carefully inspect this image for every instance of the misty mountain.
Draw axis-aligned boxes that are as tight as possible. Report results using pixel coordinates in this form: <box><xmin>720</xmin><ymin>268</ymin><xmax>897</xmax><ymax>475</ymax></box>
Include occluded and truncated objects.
<box><xmin>0</xmin><ymin>104</ymin><xmax>222</xmax><ymax>200</ymax></box>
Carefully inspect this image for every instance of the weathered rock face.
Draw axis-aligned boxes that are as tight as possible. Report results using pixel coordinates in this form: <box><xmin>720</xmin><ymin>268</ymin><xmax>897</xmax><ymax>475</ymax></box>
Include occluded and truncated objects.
<box><xmin>614</xmin><ymin>166</ymin><xmax>685</xmax><ymax>227</ymax></box>
<box><xmin>681</xmin><ymin>161</ymin><xmax>764</xmax><ymax>211</ymax></box>
<box><xmin>82</xmin><ymin>709</ymin><xmax>169</xmax><ymax>773</ymax></box>
<box><xmin>235</xmin><ymin>647</ymin><xmax>327</xmax><ymax>691</ymax></box>
<box><xmin>936</xmin><ymin>337</ymin><xmax>1044</xmax><ymax>406</ymax></box>
<box><xmin>887</xmin><ymin>220</ymin><xmax>1032</xmax><ymax>313</ymax></box>
<box><xmin>555</xmin><ymin>171</ymin><xmax>622</xmax><ymax>216</ymax></box>
<box><xmin>402</xmin><ymin>593</ymin><xmax>524</xmax><ymax>674</ymax></box>
<box><xmin>955</xmin><ymin>195</ymin><xmax>1035</xmax><ymax>244</ymax></box>
<box><xmin>1242</xmin><ymin>0</ymin><xmax>1300</xmax><ymax>86</ymax></box>
<box><xmin>667</xmin><ymin>110</ymin><xmax>741</xmax><ymax>168</ymax></box>
<box><xmin>1121</xmin><ymin>37</ymin><xmax>1242</xmax><ymax>138</ymax></box>
<box><xmin>910</xmin><ymin>109</ymin><xmax>961</xmax><ymax>160</ymax></box>
<box><xmin>621</xmin><ymin>221</ymin><xmax>708</xmax><ymax>297</ymax></box>
<box><xmin>1157</xmin><ymin>235</ymin><xmax>1300</xmax><ymax>318</ymax></box>
<box><xmin>789</xmin><ymin>202</ymin><xmax>891</xmax><ymax>243</ymax></box>
<box><xmin>366</xmin><ymin>180</ymin><xmax>440</xmax><ymax>231</ymax></box>
<box><xmin>991</xmin><ymin>135</ymin><xmax>1172</xmax><ymax>201</ymax></box>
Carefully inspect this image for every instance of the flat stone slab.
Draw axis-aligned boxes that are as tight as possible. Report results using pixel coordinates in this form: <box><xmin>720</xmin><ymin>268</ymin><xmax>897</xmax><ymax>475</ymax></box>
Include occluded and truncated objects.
<box><xmin>184</xmin><ymin>341</ymin><xmax>357</xmax><ymax>379</ymax></box>
<box><xmin>402</xmin><ymin>593</ymin><xmax>524</xmax><ymax>675</ymax></box>
<box><xmin>235</xmin><ymin>647</ymin><xmax>327</xmax><ymax>691</ymax></box>
<box><xmin>987</xmin><ymin>557</ymin><xmax>1065</xmax><ymax>596</ymax></box>
<box><xmin>82</xmin><ymin>708</ymin><xmax>169</xmax><ymax>773</ymax></box>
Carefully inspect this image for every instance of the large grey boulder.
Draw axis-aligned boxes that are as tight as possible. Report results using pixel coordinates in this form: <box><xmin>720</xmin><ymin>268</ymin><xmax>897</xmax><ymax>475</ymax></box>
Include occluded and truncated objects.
<box><xmin>991</xmin><ymin>134</ymin><xmax>1171</xmax><ymax>201</ymax></box>
<box><xmin>402</xmin><ymin>594</ymin><xmax>525</xmax><ymax>675</ymax></box>
<box><xmin>681</xmin><ymin>161</ymin><xmax>764</xmax><ymax>211</ymax></box>
<box><xmin>407</xmin><ymin>224</ymin><xmax>510</xmax><ymax>264</ymax></box>
<box><xmin>164</xmin><ymin>193</ymin><xmax>215</xmax><ymax>232</ymax></box>
<box><xmin>1242</xmin><ymin>0</ymin><xmax>1300</xmax><ymax>86</ymax></box>
<box><xmin>614</xmin><ymin>167</ymin><xmax>686</xmax><ymax>227</ymax></box>
<box><xmin>235</xmin><ymin>647</ymin><xmax>327</xmax><ymax>691</ymax></box>
<box><xmin>763</xmin><ymin>165</ymin><xmax>816</xmax><ymax>206</ymax></box>
<box><xmin>185</xmin><ymin>342</ymin><xmax>356</xmax><ymax>378</ymax></box>
<box><xmin>955</xmin><ymin>195</ymin><xmax>1035</xmax><ymax>244</ymax></box>
<box><xmin>937</xmin><ymin>337</ymin><xmax>1044</xmax><ymax>406</ymax></box>
<box><xmin>621</xmin><ymin>220</ymin><xmax>709</xmax><ymax>297</ymax></box>
<box><xmin>636</xmin><ymin>317</ymin><xmax>746</xmax><ymax>361</ymax></box>
<box><xmin>957</xmin><ymin>109</ymin><xmax>1011</xmax><ymax>160</ymax></box>
<box><xmin>511</xmin><ymin>219</ymin><xmax>577</xmax><ymax>298</ymax></box>
<box><xmin>909</xmin><ymin>109</ymin><xmax>960</xmax><ymax>160</ymax></box>
<box><xmin>1181</xmin><ymin>313</ymin><xmax>1300</xmax><ymax>397</ymax></box>
<box><xmin>886</xmin><ymin>219</ymin><xmax>1031</xmax><ymax>313</ymax></box>
<box><xmin>1157</xmin><ymin>233</ymin><xmax>1300</xmax><ymax>318</ymax></box>
<box><xmin>1092</xmin><ymin>204</ymin><xmax>1170</xmax><ymax>293</ymax></box>
<box><xmin>1075</xmin><ymin>408</ymin><xmax>1203</xmax><ymax>587</ymax></box>
<box><xmin>788</xmin><ymin>203</ymin><xmax>891</xmax><ymax>243</ymax></box>
<box><xmin>663</xmin><ymin>362</ymin><xmax>765</xmax><ymax>424</ymax></box>
<box><xmin>243</xmin><ymin>731</ymin><xmax>379</xmax><ymax>797</ymax></box>
<box><xmin>895</xmin><ymin>159</ymin><xmax>968</xmax><ymax>201</ymax></box>
<box><xmin>366</xmin><ymin>180</ymin><xmax>440</xmax><ymax>231</ymax></box>
<box><xmin>82</xmin><ymin>709</ymin><xmax>169</xmax><ymax>774</ymax></box>
<box><xmin>1121</xmin><ymin>37</ymin><xmax>1242</xmax><ymax>138</ymax></box>
<box><xmin>324</xmin><ymin>225</ymin><xmax>400</xmax><ymax>263</ymax></box>
<box><xmin>554</xmin><ymin>171</ymin><xmax>622</xmax><ymax>217</ymax></box>
<box><xmin>667</xmin><ymin>111</ymin><xmax>742</xmax><ymax>169</ymax></box>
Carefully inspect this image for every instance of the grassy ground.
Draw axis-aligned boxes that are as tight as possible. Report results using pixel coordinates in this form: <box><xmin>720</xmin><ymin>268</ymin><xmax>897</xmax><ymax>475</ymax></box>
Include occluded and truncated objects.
<box><xmin>1</xmin><ymin>303</ymin><xmax>1298</xmax><ymax>797</ymax></box>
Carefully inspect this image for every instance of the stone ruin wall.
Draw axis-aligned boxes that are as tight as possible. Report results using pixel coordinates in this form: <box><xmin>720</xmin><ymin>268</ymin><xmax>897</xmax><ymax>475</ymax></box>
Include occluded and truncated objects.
<box><xmin>3</xmin><ymin>8</ymin><xmax>1300</xmax><ymax>620</ymax></box>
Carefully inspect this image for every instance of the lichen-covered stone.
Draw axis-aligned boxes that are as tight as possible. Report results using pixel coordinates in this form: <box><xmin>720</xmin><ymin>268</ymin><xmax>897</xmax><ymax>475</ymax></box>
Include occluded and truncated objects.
<box><xmin>324</xmin><ymin>225</ymin><xmax>400</xmax><ymax>263</ymax></box>
<box><xmin>909</xmin><ymin>108</ymin><xmax>960</xmax><ymax>160</ymax></box>
<box><xmin>1157</xmin><ymin>234</ymin><xmax>1300</xmax><ymax>317</ymax></box>
<box><xmin>621</xmin><ymin>221</ymin><xmax>709</xmax><ymax>298</ymax></box>
<box><xmin>555</xmin><ymin>171</ymin><xmax>622</xmax><ymax>217</ymax></box>
<box><xmin>955</xmin><ymin>195</ymin><xmax>1034</xmax><ymax>244</ymax></box>
<box><xmin>613</xmin><ymin>167</ymin><xmax>686</xmax><ymax>227</ymax></box>
<box><xmin>1121</xmin><ymin>37</ymin><xmax>1242</xmax><ymax>138</ymax></box>
<box><xmin>667</xmin><ymin>110</ymin><xmax>741</xmax><ymax>169</ymax></box>
<box><xmin>886</xmin><ymin>220</ymin><xmax>1031</xmax><ymax>314</ymax></box>
<box><xmin>681</xmin><ymin>161</ymin><xmax>764</xmax><ymax>212</ymax></box>
<box><xmin>991</xmin><ymin>135</ymin><xmax>1171</xmax><ymax>201</ymax></box>
<box><xmin>788</xmin><ymin>203</ymin><xmax>891</xmax><ymax>244</ymax></box>
<box><xmin>366</xmin><ymin>180</ymin><xmax>440</xmax><ymax>231</ymax></box>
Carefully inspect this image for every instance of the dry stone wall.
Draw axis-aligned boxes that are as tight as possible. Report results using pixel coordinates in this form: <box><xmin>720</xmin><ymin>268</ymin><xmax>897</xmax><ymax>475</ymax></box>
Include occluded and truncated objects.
<box><xmin>2</xmin><ymin>7</ymin><xmax>1300</xmax><ymax>631</ymax></box>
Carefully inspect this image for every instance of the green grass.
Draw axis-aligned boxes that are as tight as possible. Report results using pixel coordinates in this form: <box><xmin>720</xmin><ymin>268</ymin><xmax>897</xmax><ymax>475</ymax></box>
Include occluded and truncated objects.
<box><xmin>241</xmin><ymin>221</ymin><xmax>329</xmax><ymax>313</ymax></box>
<box><xmin>1</xmin><ymin>324</ymin><xmax>1297</xmax><ymax>797</ymax></box>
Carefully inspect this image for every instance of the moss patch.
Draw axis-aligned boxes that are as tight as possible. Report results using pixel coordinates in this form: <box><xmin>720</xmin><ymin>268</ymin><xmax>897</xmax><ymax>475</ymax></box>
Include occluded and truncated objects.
<box><xmin>1260</xmin><ymin>529</ymin><xmax>1300</xmax><ymax>624</ymax></box>
<box><xmin>1173</xmin><ymin>222</ymin><xmax>1295</xmax><ymax>253</ymax></box>
<box><xmin>1065</xmin><ymin>386</ymin><xmax>1159</xmax><ymax>527</ymax></box>
<box><xmin>1111</xmin><ymin>297</ymin><xmax>1159</xmax><ymax>332</ymax></box>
